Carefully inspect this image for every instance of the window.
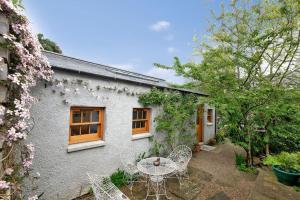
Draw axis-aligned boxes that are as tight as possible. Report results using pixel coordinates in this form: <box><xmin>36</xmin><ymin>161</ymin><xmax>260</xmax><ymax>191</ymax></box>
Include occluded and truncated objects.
<box><xmin>207</xmin><ymin>109</ymin><xmax>213</xmax><ymax>124</ymax></box>
<box><xmin>132</xmin><ymin>108</ymin><xmax>150</xmax><ymax>134</ymax></box>
<box><xmin>69</xmin><ymin>107</ymin><xmax>104</xmax><ymax>144</ymax></box>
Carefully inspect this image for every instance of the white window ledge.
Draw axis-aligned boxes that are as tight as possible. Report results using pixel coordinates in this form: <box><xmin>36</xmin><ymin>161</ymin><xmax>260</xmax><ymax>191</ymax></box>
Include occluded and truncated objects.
<box><xmin>207</xmin><ymin>123</ymin><xmax>213</xmax><ymax>126</ymax></box>
<box><xmin>132</xmin><ymin>133</ymin><xmax>153</xmax><ymax>141</ymax></box>
<box><xmin>67</xmin><ymin>140</ymin><xmax>106</xmax><ymax>153</ymax></box>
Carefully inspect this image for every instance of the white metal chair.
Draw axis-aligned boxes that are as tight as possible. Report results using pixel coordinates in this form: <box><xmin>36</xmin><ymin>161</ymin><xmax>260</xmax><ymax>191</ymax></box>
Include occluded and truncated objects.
<box><xmin>87</xmin><ymin>173</ymin><xmax>130</xmax><ymax>200</ymax></box>
<box><xmin>119</xmin><ymin>149</ymin><xmax>146</xmax><ymax>192</ymax></box>
<box><xmin>167</xmin><ymin>145</ymin><xmax>192</xmax><ymax>185</ymax></box>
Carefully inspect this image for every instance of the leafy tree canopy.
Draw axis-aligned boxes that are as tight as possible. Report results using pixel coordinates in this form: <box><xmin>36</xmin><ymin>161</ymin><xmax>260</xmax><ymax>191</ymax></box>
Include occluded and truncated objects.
<box><xmin>37</xmin><ymin>33</ymin><xmax>62</xmax><ymax>54</ymax></box>
<box><xmin>155</xmin><ymin>0</ymin><xmax>300</xmax><ymax>165</ymax></box>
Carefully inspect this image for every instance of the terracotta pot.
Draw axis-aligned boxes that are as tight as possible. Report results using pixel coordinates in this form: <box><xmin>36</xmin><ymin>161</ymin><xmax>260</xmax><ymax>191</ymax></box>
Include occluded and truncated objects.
<box><xmin>193</xmin><ymin>144</ymin><xmax>201</xmax><ymax>153</ymax></box>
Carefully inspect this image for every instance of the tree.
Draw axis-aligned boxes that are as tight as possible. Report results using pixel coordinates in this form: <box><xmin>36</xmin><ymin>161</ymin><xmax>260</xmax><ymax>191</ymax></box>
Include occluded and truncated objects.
<box><xmin>37</xmin><ymin>33</ymin><xmax>62</xmax><ymax>54</ymax></box>
<box><xmin>155</xmin><ymin>0</ymin><xmax>300</xmax><ymax>166</ymax></box>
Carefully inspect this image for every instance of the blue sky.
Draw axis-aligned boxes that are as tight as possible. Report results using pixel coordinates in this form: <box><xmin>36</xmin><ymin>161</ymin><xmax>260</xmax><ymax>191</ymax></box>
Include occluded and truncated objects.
<box><xmin>23</xmin><ymin>0</ymin><xmax>226</xmax><ymax>83</ymax></box>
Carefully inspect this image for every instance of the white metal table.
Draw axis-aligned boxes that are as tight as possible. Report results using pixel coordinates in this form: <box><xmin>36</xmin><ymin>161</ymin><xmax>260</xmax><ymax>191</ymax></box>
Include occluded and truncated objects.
<box><xmin>137</xmin><ymin>157</ymin><xmax>177</xmax><ymax>200</ymax></box>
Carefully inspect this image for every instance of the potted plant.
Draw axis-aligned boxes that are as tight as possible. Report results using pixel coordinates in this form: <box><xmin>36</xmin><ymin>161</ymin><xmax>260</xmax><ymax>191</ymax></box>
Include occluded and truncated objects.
<box><xmin>263</xmin><ymin>152</ymin><xmax>300</xmax><ymax>186</ymax></box>
<box><xmin>193</xmin><ymin>143</ymin><xmax>201</xmax><ymax>153</ymax></box>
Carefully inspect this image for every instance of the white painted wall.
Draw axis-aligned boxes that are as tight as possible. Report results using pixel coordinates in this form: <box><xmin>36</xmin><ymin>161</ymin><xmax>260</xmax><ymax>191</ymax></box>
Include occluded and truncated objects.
<box><xmin>203</xmin><ymin>104</ymin><xmax>216</xmax><ymax>143</ymax></box>
<box><xmin>26</xmin><ymin>70</ymin><xmax>215</xmax><ymax>199</ymax></box>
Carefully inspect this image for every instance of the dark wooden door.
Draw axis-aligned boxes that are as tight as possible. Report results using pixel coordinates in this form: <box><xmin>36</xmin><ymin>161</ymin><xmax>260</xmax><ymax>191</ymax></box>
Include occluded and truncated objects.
<box><xmin>196</xmin><ymin>106</ymin><xmax>204</xmax><ymax>143</ymax></box>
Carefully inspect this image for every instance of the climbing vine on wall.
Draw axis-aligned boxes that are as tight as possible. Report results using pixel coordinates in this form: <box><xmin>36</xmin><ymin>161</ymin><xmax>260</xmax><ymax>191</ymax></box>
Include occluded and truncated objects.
<box><xmin>50</xmin><ymin>78</ymin><xmax>145</xmax><ymax>106</ymax></box>
<box><xmin>0</xmin><ymin>1</ymin><xmax>53</xmax><ymax>199</ymax></box>
<box><xmin>139</xmin><ymin>88</ymin><xmax>200</xmax><ymax>155</ymax></box>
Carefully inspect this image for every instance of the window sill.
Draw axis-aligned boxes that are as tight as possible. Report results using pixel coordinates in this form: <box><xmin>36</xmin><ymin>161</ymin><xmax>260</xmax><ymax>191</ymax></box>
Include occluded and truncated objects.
<box><xmin>131</xmin><ymin>133</ymin><xmax>153</xmax><ymax>141</ymax></box>
<box><xmin>67</xmin><ymin>140</ymin><xmax>106</xmax><ymax>153</ymax></box>
<box><xmin>207</xmin><ymin>123</ymin><xmax>213</xmax><ymax>126</ymax></box>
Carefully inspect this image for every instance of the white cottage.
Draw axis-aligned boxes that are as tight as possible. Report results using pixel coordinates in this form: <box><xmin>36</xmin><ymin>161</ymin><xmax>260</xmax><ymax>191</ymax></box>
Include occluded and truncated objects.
<box><xmin>27</xmin><ymin>51</ymin><xmax>216</xmax><ymax>199</ymax></box>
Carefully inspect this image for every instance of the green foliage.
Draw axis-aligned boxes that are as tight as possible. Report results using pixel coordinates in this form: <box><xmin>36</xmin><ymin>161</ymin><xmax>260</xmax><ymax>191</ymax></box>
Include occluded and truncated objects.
<box><xmin>110</xmin><ymin>169</ymin><xmax>129</xmax><ymax>188</ymax></box>
<box><xmin>149</xmin><ymin>139</ymin><xmax>163</xmax><ymax>156</ymax></box>
<box><xmin>294</xmin><ymin>186</ymin><xmax>300</xmax><ymax>192</ymax></box>
<box><xmin>12</xmin><ymin>0</ymin><xmax>24</xmax><ymax>9</ymax></box>
<box><xmin>264</xmin><ymin>152</ymin><xmax>300</xmax><ymax>172</ymax></box>
<box><xmin>154</xmin><ymin>0</ymin><xmax>300</xmax><ymax>166</ymax></box>
<box><xmin>235</xmin><ymin>154</ymin><xmax>257</xmax><ymax>174</ymax></box>
<box><xmin>138</xmin><ymin>88</ymin><xmax>165</xmax><ymax>106</ymax></box>
<box><xmin>136</xmin><ymin>152</ymin><xmax>147</xmax><ymax>162</ymax></box>
<box><xmin>37</xmin><ymin>33</ymin><xmax>62</xmax><ymax>54</ymax></box>
<box><xmin>139</xmin><ymin>88</ymin><xmax>200</xmax><ymax>152</ymax></box>
<box><xmin>216</xmin><ymin>129</ymin><xmax>225</xmax><ymax>143</ymax></box>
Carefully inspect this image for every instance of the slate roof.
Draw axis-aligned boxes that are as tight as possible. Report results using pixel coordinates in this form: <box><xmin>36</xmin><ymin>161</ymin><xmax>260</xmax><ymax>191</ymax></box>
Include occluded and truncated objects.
<box><xmin>43</xmin><ymin>51</ymin><xmax>208</xmax><ymax>96</ymax></box>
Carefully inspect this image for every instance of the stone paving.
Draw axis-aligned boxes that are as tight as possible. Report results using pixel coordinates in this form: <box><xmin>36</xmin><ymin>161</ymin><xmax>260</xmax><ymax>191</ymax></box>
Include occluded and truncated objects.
<box><xmin>76</xmin><ymin>141</ymin><xmax>300</xmax><ymax>200</ymax></box>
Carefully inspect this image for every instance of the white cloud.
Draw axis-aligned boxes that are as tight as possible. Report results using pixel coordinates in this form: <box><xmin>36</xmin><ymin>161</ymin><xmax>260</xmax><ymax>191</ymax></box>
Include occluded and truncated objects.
<box><xmin>149</xmin><ymin>21</ymin><xmax>171</xmax><ymax>32</ymax></box>
<box><xmin>164</xmin><ymin>34</ymin><xmax>174</xmax><ymax>41</ymax></box>
<box><xmin>167</xmin><ymin>47</ymin><xmax>176</xmax><ymax>54</ymax></box>
<box><xmin>146</xmin><ymin>67</ymin><xmax>186</xmax><ymax>84</ymax></box>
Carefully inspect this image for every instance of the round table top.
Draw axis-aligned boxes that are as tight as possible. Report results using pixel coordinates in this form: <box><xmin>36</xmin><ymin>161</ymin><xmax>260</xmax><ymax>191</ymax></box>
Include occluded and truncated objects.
<box><xmin>137</xmin><ymin>157</ymin><xmax>177</xmax><ymax>176</ymax></box>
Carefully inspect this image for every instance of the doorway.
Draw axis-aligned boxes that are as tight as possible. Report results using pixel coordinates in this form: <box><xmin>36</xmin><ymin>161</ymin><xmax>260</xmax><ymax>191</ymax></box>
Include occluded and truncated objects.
<box><xmin>196</xmin><ymin>105</ymin><xmax>204</xmax><ymax>143</ymax></box>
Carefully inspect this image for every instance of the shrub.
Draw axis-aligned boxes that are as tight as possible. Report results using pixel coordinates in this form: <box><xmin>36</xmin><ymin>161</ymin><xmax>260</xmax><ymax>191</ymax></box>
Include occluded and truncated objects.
<box><xmin>263</xmin><ymin>152</ymin><xmax>300</xmax><ymax>172</ymax></box>
<box><xmin>110</xmin><ymin>169</ymin><xmax>128</xmax><ymax>188</ymax></box>
<box><xmin>235</xmin><ymin>154</ymin><xmax>257</xmax><ymax>174</ymax></box>
<box><xmin>216</xmin><ymin>130</ymin><xmax>225</xmax><ymax>143</ymax></box>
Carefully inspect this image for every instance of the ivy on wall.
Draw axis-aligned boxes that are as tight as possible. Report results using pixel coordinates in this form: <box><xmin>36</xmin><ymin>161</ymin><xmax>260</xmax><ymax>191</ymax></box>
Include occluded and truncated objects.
<box><xmin>139</xmin><ymin>88</ymin><xmax>200</xmax><ymax>155</ymax></box>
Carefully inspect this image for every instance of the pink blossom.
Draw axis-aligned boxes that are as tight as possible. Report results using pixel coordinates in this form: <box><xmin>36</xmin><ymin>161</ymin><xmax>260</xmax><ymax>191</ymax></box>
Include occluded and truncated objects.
<box><xmin>0</xmin><ymin>180</ymin><xmax>10</xmax><ymax>189</ymax></box>
<box><xmin>5</xmin><ymin>168</ymin><xmax>13</xmax><ymax>175</ymax></box>
<box><xmin>0</xmin><ymin>105</ymin><xmax>5</xmax><ymax>115</ymax></box>
<box><xmin>0</xmin><ymin>0</ymin><xmax>53</xmax><ymax>188</ymax></box>
<box><xmin>8</xmin><ymin>73</ymin><xmax>22</xmax><ymax>85</ymax></box>
<box><xmin>22</xmin><ymin>143</ymin><xmax>35</xmax><ymax>169</ymax></box>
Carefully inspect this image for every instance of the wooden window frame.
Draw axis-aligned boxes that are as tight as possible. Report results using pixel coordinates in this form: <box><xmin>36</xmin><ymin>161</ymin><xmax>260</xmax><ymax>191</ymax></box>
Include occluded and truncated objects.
<box><xmin>207</xmin><ymin>109</ymin><xmax>213</xmax><ymax>124</ymax></box>
<box><xmin>132</xmin><ymin>108</ymin><xmax>151</xmax><ymax>134</ymax></box>
<box><xmin>69</xmin><ymin>107</ymin><xmax>104</xmax><ymax>144</ymax></box>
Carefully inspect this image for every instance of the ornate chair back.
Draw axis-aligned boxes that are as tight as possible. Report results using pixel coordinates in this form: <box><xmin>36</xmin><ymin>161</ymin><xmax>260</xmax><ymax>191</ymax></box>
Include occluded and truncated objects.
<box><xmin>167</xmin><ymin>145</ymin><xmax>192</xmax><ymax>172</ymax></box>
<box><xmin>119</xmin><ymin>148</ymin><xmax>139</xmax><ymax>175</ymax></box>
<box><xmin>87</xmin><ymin>173</ymin><xmax>129</xmax><ymax>200</ymax></box>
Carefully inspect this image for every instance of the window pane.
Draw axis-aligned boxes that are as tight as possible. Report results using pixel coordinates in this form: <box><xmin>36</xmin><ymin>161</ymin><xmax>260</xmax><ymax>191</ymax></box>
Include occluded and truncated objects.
<box><xmin>132</xmin><ymin>122</ymin><xmax>135</xmax><ymax>129</ymax></box>
<box><xmin>81</xmin><ymin>125</ymin><xmax>89</xmax><ymax>135</ymax></box>
<box><xmin>72</xmin><ymin>111</ymin><xmax>81</xmax><ymax>123</ymax></box>
<box><xmin>138</xmin><ymin>110</ymin><xmax>143</xmax><ymax>119</ymax></box>
<box><xmin>82</xmin><ymin>111</ymin><xmax>91</xmax><ymax>122</ymax></box>
<box><xmin>71</xmin><ymin>125</ymin><xmax>80</xmax><ymax>136</ymax></box>
<box><xmin>90</xmin><ymin>124</ymin><xmax>98</xmax><ymax>134</ymax></box>
<box><xmin>207</xmin><ymin>109</ymin><xmax>213</xmax><ymax>123</ymax></box>
<box><xmin>143</xmin><ymin>110</ymin><xmax>147</xmax><ymax>119</ymax></box>
<box><xmin>141</xmin><ymin>121</ymin><xmax>145</xmax><ymax>128</ymax></box>
<box><xmin>92</xmin><ymin>111</ymin><xmax>99</xmax><ymax>122</ymax></box>
<box><xmin>136</xmin><ymin>121</ymin><xmax>141</xmax><ymax>128</ymax></box>
<box><xmin>133</xmin><ymin>110</ymin><xmax>137</xmax><ymax>120</ymax></box>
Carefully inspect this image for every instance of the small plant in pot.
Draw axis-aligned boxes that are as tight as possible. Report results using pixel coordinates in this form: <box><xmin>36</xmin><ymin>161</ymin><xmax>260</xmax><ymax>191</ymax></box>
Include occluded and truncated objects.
<box><xmin>263</xmin><ymin>152</ymin><xmax>300</xmax><ymax>186</ymax></box>
<box><xmin>193</xmin><ymin>142</ymin><xmax>201</xmax><ymax>153</ymax></box>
